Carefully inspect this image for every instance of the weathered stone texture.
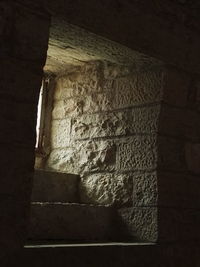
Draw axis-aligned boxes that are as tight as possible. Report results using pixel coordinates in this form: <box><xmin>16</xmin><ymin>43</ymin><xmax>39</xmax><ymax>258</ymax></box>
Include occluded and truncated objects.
<box><xmin>117</xmin><ymin>207</ymin><xmax>158</xmax><ymax>242</ymax></box>
<box><xmin>71</xmin><ymin>105</ymin><xmax>160</xmax><ymax>140</ymax></box>
<box><xmin>132</xmin><ymin>172</ymin><xmax>158</xmax><ymax>206</ymax></box>
<box><xmin>53</xmin><ymin>63</ymin><xmax>103</xmax><ymax>100</ymax></box>
<box><xmin>113</xmin><ymin>69</ymin><xmax>163</xmax><ymax>107</ymax></box>
<box><xmin>45</xmin><ymin>60</ymin><xmax>162</xmax><ymax>243</ymax></box>
<box><xmin>46</xmin><ymin>140</ymin><xmax>116</xmax><ymax>174</ymax></box>
<box><xmin>117</xmin><ymin>136</ymin><xmax>157</xmax><ymax>171</ymax></box>
<box><xmin>51</xmin><ymin>119</ymin><xmax>71</xmax><ymax>148</ymax></box>
<box><xmin>79</xmin><ymin>173</ymin><xmax>133</xmax><ymax>206</ymax></box>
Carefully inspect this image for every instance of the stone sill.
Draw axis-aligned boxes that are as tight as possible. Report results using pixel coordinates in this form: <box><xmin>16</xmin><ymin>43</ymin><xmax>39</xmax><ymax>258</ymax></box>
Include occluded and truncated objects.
<box><xmin>24</xmin><ymin>242</ymin><xmax>155</xmax><ymax>249</ymax></box>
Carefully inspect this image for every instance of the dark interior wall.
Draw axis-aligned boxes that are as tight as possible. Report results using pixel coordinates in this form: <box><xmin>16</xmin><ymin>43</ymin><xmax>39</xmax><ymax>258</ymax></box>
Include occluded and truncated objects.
<box><xmin>0</xmin><ymin>0</ymin><xmax>51</xmax><ymax>260</ymax></box>
<box><xmin>1</xmin><ymin>0</ymin><xmax>200</xmax><ymax>265</ymax></box>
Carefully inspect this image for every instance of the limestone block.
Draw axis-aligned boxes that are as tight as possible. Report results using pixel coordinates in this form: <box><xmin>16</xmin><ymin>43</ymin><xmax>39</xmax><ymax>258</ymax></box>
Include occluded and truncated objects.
<box><xmin>29</xmin><ymin>203</ymin><xmax>116</xmax><ymax>241</ymax></box>
<box><xmin>82</xmin><ymin>93</ymin><xmax>112</xmax><ymax>114</ymax></box>
<box><xmin>31</xmin><ymin>170</ymin><xmax>80</xmax><ymax>203</ymax></box>
<box><xmin>52</xmin><ymin>93</ymin><xmax>112</xmax><ymax>119</ymax></box>
<box><xmin>71</xmin><ymin>105</ymin><xmax>160</xmax><ymax>140</ymax></box>
<box><xmin>79</xmin><ymin>173</ymin><xmax>133</xmax><ymax>206</ymax></box>
<box><xmin>46</xmin><ymin>140</ymin><xmax>116</xmax><ymax>174</ymax></box>
<box><xmin>77</xmin><ymin>140</ymin><xmax>116</xmax><ymax>174</ymax></box>
<box><xmin>45</xmin><ymin>148</ymin><xmax>78</xmax><ymax>174</ymax></box>
<box><xmin>117</xmin><ymin>136</ymin><xmax>157</xmax><ymax>171</ymax></box>
<box><xmin>52</xmin><ymin>98</ymin><xmax>83</xmax><ymax>119</ymax></box>
<box><xmin>117</xmin><ymin>207</ymin><xmax>158</xmax><ymax>242</ymax></box>
<box><xmin>185</xmin><ymin>143</ymin><xmax>200</xmax><ymax>174</ymax></box>
<box><xmin>51</xmin><ymin>119</ymin><xmax>71</xmax><ymax>148</ymax></box>
<box><xmin>157</xmin><ymin>137</ymin><xmax>186</xmax><ymax>171</ymax></box>
<box><xmin>54</xmin><ymin>63</ymin><xmax>102</xmax><ymax>100</ymax></box>
<box><xmin>132</xmin><ymin>172</ymin><xmax>158</xmax><ymax>206</ymax></box>
<box><xmin>113</xmin><ymin>69</ymin><xmax>163</xmax><ymax>108</ymax></box>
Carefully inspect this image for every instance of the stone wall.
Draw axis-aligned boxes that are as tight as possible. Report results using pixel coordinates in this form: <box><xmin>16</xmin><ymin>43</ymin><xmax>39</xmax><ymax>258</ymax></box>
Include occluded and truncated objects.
<box><xmin>43</xmin><ymin>60</ymin><xmax>164</xmax><ymax>241</ymax></box>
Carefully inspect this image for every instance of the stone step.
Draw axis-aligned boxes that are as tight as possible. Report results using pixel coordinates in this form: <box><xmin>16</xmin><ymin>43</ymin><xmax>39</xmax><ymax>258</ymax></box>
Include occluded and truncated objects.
<box><xmin>29</xmin><ymin>202</ymin><xmax>116</xmax><ymax>242</ymax></box>
<box><xmin>31</xmin><ymin>170</ymin><xmax>80</xmax><ymax>203</ymax></box>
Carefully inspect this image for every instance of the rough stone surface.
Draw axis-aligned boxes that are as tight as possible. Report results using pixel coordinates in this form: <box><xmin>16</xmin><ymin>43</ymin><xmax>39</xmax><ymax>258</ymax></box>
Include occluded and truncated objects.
<box><xmin>46</xmin><ymin>140</ymin><xmax>117</xmax><ymax>174</ymax></box>
<box><xmin>51</xmin><ymin>119</ymin><xmax>71</xmax><ymax>148</ymax></box>
<box><xmin>31</xmin><ymin>170</ymin><xmax>80</xmax><ymax>203</ymax></box>
<box><xmin>113</xmin><ymin>69</ymin><xmax>164</xmax><ymax>107</ymax></box>
<box><xmin>71</xmin><ymin>105</ymin><xmax>160</xmax><ymax>140</ymax></box>
<box><xmin>117</xmin><ymin>207</ymin><xmax>158</xmax><ymax>242</ymax></box>
<box><xmin>1</xmin><ymin>0</ymin><xmax>200</xmax><ymax>264</ymax></box>
<box><xmin>117</xmin><ymin>136</ymin><xmax>157</xmax><ymax>171</ymax></box>
<box><xmin>132</xmin><ymin>172</ymin><xmax>158</xmax><ymax>206</ymax></box>
<box><xmin>29</xmin><ymin>203</ymin><xmax>116</xmax><ymax>241</ymax></box>
<box><xmin>79</xmin><ymin>173</ymin><xmax>133</xmax><ymax>207</ymax></box>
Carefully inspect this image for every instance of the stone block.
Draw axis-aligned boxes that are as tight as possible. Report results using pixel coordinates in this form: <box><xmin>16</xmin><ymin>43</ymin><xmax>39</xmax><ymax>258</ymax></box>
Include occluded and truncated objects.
<box><xmin>54</xmin><ymin>63</ymin><xmax>102</xmax><ymax>100</ymax></box>
<box><xmin>52</xmin><ymin>98</ymin><xmax>83</xmax><ymax>119</ymax></box>
<box><xmin>45</xmin><ymin>148</ymin><xmax>78</xmax><ymax>174</ymax></box>
<box><xmin>79</xmin><ymin>173</ymin><xmax>133</xmax><ymax>206</ymax></box>
<box><xmin>82</xmin><ymin>93</ymin><xmax>112</xmax><ymax>114</ymax></box>
<box><xmin>51</xmin><ymin>119</ymin><xmax>71</xmax><ymax>148</ymax></box>
<box><xmin>31</xmin><ymin>170</ymin><xmax>80</xmax><ymax>203</ymax></box>
<box><xmin>77</xmin><ymin>140</ymin><xmax>117</xmax><ymax>174</ymax></box>
<box><xmin>132</xmin><ymin>172</ymin><xmax>158</xmax><ymax>206</ymax></box>
<box><xmin>117</xmin><ymin>136</ymin><xmax>157</xmax><ymax>171</ymax></box>
<box><xmin>117</xmin><ymin>207</ymin><xmax>158</xmax><ymax>242</ymax></box>
<box><xmin>71</xmin><ymin>105</ymin><xmax>160</xmax><ymax>140</ymax></box>
<box><xmin>46</xmin><ymin>140</ymin><xmax>116</xmax><ymax>174</ymax></box>
<box><xmin>113</xmin><ymin>69</ymin><xmax>163</xmax><ymax>107</ymax></box>
<box><xmin>29</xmin><ymin>203</ymin><xmax>116</xmax><ymax>241</ymax></box>
<box><xmin>52</xmin><ymin>93</ymin><xmax>112</xmax><ymax>119</ymax></box>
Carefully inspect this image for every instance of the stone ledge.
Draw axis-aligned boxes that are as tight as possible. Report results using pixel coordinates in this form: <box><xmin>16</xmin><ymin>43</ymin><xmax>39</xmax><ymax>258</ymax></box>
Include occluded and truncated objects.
<box><xmin>31</xmin><ymin>170</ymin><xmax>80</xmax><ymax>203</ymax></box>
<box><xmin>29</xmin><ymin>202</ymin><xmax>116</xmax><ymax>242</ymax></box>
